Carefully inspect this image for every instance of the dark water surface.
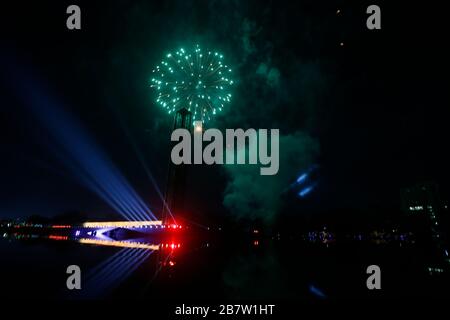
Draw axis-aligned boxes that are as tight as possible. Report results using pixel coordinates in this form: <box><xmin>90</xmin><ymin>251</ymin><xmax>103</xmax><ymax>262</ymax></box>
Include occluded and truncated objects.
<box><xmin>1</xmin><ymin>234</ymin><xmax>448</xmax><ymax>300</ymax></box>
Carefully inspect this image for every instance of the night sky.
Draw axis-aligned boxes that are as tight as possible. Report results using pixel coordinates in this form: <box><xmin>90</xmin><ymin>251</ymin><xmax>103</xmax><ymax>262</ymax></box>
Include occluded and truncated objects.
<box><xmin>1</xmin><ymin>1</ymin><xmax>449</xmax><ymax>224</ymax></box>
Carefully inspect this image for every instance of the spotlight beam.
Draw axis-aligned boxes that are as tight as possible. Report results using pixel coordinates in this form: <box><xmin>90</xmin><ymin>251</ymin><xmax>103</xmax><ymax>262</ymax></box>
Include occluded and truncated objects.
<box><xmin>7</xmin><ymin>64</ymin><xmax>157</xmax><ymax>222</ymax></box>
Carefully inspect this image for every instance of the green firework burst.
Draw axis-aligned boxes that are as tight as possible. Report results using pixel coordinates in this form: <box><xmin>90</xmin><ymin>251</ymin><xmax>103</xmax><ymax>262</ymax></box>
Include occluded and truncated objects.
<box><xmin>150</xmin><ymin>45</ymin><xmax>233</xmax><ymax>123</ymax></box>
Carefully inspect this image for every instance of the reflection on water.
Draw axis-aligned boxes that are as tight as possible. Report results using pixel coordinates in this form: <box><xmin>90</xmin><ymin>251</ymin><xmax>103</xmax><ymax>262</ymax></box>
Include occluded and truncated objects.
<box><xmin>1</xmin><ymin>228</ymin><xmax>449</xmax><ymax>300</ymax></box>
<box><xmin>82</xmin><ymin>248</ymin><xmax>155</xmax><ymax>298</ymax></box>
<box><xmin>1</xmin><ymin>229</ymin><xmax>183</xmax><ymax>299</ymax></box>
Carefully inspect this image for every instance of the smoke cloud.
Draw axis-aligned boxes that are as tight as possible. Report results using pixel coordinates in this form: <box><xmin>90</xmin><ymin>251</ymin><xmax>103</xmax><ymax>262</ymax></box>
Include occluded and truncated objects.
<box><xmin>222</xmin><ymin>131</ymin><xmax>319</xmax><ymax>223</ymax></box>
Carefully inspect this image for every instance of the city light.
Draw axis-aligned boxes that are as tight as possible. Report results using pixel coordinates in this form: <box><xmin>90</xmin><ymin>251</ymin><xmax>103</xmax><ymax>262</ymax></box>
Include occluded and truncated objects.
<box><xmin>48</xmin><ymin>235</ymin><xmax>69</xmax><ymax>241</ymax></box>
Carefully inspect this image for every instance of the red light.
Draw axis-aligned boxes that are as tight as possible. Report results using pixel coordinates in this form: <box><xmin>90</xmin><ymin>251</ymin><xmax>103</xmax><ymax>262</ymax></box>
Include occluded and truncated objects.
<box><xmin>253</xmin><ymin>240</ymin><xmax>259</xmax><ymax>246</ymax></box>
<box><xmin>49</xmin><ymin>235</ymin><xmax>68</xmax><ymax>241</ymax></box>
<box><xmin>169</xmin><ymin>261</ymin><xmax>175</xmax><ymax>267</ymax></box>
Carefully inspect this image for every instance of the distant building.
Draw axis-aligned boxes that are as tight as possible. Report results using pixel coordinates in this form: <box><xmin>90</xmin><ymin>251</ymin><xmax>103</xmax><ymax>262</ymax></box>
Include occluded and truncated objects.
<box><xmin>401</xmin><ymin>182</ymin><xmax>449</xmax><ymax>268</ymax></box>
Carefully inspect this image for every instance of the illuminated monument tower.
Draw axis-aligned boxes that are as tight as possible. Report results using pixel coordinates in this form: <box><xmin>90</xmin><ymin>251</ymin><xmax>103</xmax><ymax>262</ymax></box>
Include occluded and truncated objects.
<box><xmin>162</xmin><ymin>108</ymin><xmax>192</xmax><ymax>223</ymax></box>
<box><xmin>150</xmin><ymin>45</ymin><xmax>234</xmax><ymax>222</ymax></box>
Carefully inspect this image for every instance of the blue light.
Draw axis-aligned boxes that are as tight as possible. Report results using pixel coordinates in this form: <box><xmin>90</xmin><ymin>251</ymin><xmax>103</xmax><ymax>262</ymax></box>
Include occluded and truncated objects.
<box><xmin>296</xmin><ymin>173</ymin><xmax>308</xmax><ymax>184</ymax></box>
<box><xmin>309</xmin><ymin>285</ymin><xmax>326</xmax><ymax>299</ymax></box>
<box><xmin>85</xmin><ymin>247</ymin><xmax>130</xmax><ymax>280</ymax></box>
<box><xmin>100</xmin><ymin>249</ymin><xmax>146</xmax><ymax>284</ymax></box>
<box><xmin>298</xmin><ymin>186</ymin><xmax>314</xmax><ymax>197</ymax></box>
